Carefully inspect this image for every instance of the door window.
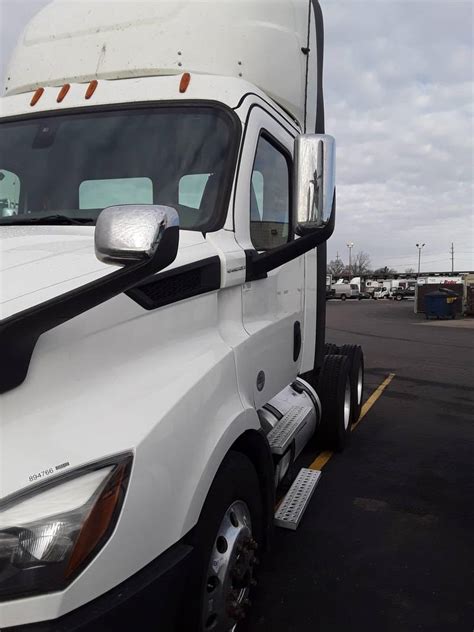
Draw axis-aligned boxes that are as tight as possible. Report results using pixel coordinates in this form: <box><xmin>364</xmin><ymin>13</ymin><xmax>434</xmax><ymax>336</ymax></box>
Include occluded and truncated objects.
<box><xmin>250</xmin><ymin>135</ymin><xmax>291</xmax><ymax>250</ymax></box>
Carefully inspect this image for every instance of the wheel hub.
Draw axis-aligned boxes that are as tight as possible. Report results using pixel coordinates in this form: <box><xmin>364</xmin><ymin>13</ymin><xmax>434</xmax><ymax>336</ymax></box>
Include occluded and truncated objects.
<box><xmin>203</xmin><ymin>501</ymin><xmax>258</xmax><ymax>631</ymax></box>
<box><xmin>357</xmin><ymin>364</ymin><xmax>363</xmax><ymax>405</ymax></box>
<box><xmin>344</xmin><ymin>378</ymin><xmax>351</xmax><ymax>430</ymax></box>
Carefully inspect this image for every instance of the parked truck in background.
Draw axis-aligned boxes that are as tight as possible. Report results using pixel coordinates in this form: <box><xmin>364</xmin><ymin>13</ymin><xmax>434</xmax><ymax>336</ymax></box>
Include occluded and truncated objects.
<box><xmin>0</xmin><ymin>2</ymin><xmax>365</xmax><ymax>630</ymax></box>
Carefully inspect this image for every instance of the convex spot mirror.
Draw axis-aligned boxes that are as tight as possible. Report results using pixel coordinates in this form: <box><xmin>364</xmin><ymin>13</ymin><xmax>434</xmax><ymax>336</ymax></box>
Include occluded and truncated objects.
<box><xmin>95</xmin><ymin>205</ymin><xmax>179</xmax><ymax>267</ymax></box>
<box><xmin>294</xmin><ymin>134</ymin><xmax>336</xmax><ymax>235</ymax></box>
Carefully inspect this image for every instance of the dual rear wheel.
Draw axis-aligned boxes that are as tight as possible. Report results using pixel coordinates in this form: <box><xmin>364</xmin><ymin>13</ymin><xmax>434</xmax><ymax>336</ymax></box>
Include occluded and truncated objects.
<box><xmin>319</xmin><ymin>343</ymin><xmax>365</xmax><ymax>451</ymax></box>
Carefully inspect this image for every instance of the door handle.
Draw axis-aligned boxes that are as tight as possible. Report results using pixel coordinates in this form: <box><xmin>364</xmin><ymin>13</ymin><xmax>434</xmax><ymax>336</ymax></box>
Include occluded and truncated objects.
<box><xmin>294</xmin><ymin>321</ymin><xmax>302</xmax><ymax>362</ymax></box>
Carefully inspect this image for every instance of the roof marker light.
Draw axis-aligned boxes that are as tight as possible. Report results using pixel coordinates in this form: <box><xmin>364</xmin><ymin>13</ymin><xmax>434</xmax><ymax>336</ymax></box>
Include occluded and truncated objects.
<box><xmin>179</xmin><ymin>73</ymin><xmax>191</xmax><ymax>94</ymax></box>
<box><xmin>85</xmin><ymin>80</ymin><xmax>98</xmax><ymax>100</ymax></box>
<box><xmin>30</xmin><ymin>88</ymin><xmax>44</xmax><ymax>107</ymax></box>
<box><xmin>57</xmin><ymin>84</ymin><xmax>71</xmax><ymax>103</ymax></box>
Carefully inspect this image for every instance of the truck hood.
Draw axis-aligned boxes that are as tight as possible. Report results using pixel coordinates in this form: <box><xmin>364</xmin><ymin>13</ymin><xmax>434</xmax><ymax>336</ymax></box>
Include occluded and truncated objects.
<box><xmin>0</xmin><ymin>226</ymin><xmax>213</xmax><ymax>319</ymax></box>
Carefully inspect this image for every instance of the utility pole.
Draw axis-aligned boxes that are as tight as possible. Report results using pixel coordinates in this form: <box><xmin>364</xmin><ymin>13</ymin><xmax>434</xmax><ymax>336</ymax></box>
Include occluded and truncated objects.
<box><xmin>416</xmin><ymin>243</ymin><xmax>425</xmax><ymax>275</ymax></box>
<box><xmin>347</xmin><ymin>242</ymin><xmax>354</xmax><ymax>278</ymax></box>
<box><xmin>450</xmin><ymin>243</ymin><xmax>454</xmax><ymax>273</ymax></box>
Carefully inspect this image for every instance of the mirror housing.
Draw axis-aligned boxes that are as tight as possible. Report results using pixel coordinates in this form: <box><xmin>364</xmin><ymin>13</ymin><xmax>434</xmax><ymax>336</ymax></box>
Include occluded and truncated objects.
<box><xmin>294</xmin><ymin>134</ymin><xmax>336</xmax><ymax>235</ymax></box>
<box><xmin>95</xmin><ymin>205</ymin><xmax>179</xmax><ymax>267</ymax></box>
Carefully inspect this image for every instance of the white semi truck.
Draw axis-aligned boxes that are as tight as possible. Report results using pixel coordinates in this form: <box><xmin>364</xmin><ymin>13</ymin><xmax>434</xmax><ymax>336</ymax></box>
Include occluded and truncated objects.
<box><xmin>0</xmin><ymin>2</ymin><xmax>364</xmax><ymax>630</ymax></box>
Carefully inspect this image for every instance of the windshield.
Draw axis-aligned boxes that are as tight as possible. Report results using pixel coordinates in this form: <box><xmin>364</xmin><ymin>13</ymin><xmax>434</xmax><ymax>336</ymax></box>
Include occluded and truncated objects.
<box><xmin>0</xmin><ymin>105</ymin><xmax>238</xmax><ymax>230</ymax></box>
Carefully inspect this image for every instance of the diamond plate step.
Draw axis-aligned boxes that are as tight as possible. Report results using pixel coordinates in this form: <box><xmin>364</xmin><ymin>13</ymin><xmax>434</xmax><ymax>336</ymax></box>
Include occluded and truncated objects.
<box><xmin>267</xmin><ymin>406</ymin><xmax>312</xmax><ymax>456</ymax></box>
<box><xmin>274</xmin><ymin>468</ymin><xmax>321</xmax><ymax>530</ymax></box>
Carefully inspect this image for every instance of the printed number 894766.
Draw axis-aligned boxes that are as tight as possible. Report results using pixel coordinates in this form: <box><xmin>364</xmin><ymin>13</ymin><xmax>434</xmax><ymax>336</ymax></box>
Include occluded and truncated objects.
<box><xmin>29</xmin><ymin>469</ymin><xmax>55</xmax><ymax>482</ymax></box>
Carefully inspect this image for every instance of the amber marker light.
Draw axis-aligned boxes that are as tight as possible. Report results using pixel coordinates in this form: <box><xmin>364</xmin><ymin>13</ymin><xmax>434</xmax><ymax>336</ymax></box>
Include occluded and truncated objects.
<box><xmin>179</xmin><ymin>73</ymin><xmax>191</xmax><ymax>94</ymax></box>
<box><xmin>85</xmin><ymin>80</ymin><xmax>98</xmax><ymax>100</ymax></box>
<box><xmin>57</xmin><ymin>84</ymin><xmax>71</xmax><ymax>103</ymax></box>
<box><xmin>30</xmin><ymin>87</ymin><xmax>44</xmax><ymax>107</ymax></box>
<box><xmin>65</xmin><ymin>462</ymin><xmax>128</xmax><ymax>578</ymax></box>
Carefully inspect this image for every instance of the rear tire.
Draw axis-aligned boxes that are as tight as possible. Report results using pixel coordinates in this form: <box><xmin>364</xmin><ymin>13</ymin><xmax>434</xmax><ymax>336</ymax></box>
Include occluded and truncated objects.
<box><xmin>338</xmin><ymin>345</ymin><xmax>364</xmax><ymax>424</ymax></box>
<box><xmin>324</xmin><ymin>343</ymin><xmax>339</xmax><ymax>356</ymax></box>
<box><xmin>340</xmin><ymin>294</ymin><xmax>347</xmax><ymax>301</ymax></box>
<box><xmin>182</xmin><ymin>452</ymin><xmax>263</xmax><ymax>632</ymax></box>
<box><xmin>318</xmin><ymin>355</ymin><xmax>352</xmax><ymax>452</ymax></box>
<box><xmin>396</xmin><ymin>294</ymin><xmax>403</xmax><ymax>301</ymax></box>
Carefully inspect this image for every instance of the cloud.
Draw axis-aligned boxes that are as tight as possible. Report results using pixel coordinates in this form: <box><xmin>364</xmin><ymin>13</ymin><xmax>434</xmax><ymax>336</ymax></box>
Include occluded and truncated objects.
<box><xmin>0</xmin><ymin>0</ymin><xmax>51</xmax><ymax>84</ymax></box>
<box><xmin>325</xmin><ymin>1</ymin><xmax>474</xmax><ymax>272</ymax></box>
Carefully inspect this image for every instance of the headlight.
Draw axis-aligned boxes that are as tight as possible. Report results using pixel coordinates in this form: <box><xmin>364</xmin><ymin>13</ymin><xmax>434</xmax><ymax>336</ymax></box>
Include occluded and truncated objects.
<box><xmin>0</xmin><ymin>454</ymin><xmax>132</xmax><ymax>601</ymax></box>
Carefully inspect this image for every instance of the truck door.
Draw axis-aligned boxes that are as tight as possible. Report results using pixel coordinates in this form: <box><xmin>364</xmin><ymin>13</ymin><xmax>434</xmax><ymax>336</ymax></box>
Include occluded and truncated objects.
<box><xmin>234</xmin><ymin>106</ymin><xmax>305</xmax><ymax>409</ymax></box>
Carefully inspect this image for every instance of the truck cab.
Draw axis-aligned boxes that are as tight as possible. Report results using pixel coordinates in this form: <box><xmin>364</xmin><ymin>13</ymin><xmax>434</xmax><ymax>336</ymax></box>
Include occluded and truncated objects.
<box><xmin>0</xmin><ymin>2</ymin><xmax>364</xmax><ymax>631</ymax></box>
<box><xmin>373</xmin><ymin>286</ymin><xmax>390</xmax><ymax>299</ymax></box>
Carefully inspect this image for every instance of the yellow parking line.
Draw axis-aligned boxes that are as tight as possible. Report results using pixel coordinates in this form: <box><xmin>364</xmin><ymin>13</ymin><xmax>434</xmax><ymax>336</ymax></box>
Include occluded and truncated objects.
<box><xmin>309</xmin><ymin>450</ymin><xmax>333</xmax><ymax>470</ymax></box>
<box><xmin>351</xmin><ymin>373</ymin><xmax>396</xmax><ymax>431</ymax></box>
<box><xmin>309</xmin><ymin>373</ymin><xmax>396</xmax><ymax>471</ymax></box>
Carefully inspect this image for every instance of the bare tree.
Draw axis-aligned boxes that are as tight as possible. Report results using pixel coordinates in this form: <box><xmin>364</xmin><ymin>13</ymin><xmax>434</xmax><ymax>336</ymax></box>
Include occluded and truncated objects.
<box><xmin>351</xmin><ymin>251</ymin><xmax>372</xmax><ymax>275</ymax></box>
<box><xmin>327</xmin><ymin>258</ymin><xmax>346</xmax><ymax>277</ymax></box>
<box><xmin>405</xmin><ymin>268</ymin><xmax>416</xmax><ymax>274</ymax></box>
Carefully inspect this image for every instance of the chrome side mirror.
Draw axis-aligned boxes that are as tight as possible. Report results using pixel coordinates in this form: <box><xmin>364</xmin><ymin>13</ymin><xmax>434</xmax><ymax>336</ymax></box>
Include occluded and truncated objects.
<box><xmin>294</xmin><ymin>134</ymin><xmax>336</xmax><ymax>234</ymax></box>
<box><xmin>95</xmin><ymin>205</ymin><xmax>179</xmax><ymax>267</ymax></box>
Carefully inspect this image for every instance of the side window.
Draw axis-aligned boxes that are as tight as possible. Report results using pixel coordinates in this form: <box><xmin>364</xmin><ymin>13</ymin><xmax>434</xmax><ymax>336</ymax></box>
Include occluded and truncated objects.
<box><xmin>0</xmin><ymin>169</ymin><xmax>20</xmax><ymax>217</ymax></box>
<box><xmin>79</xmin><ymin>177</ymin><xmax>153</xmax><ymax>210</ymax></box>
<box><xmin>179</xmin><ymin>174</ymin><xmax>211</xmax><ymax>209</ymax></box>
<box><xmin>250</xmin><ymin>135</ymin><xmax>290</xmax><ymax>251</ymax></box>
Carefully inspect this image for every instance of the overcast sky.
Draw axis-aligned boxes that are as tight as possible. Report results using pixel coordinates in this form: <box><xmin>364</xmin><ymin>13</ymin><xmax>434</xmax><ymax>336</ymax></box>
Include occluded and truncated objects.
<box><xmin>0</xmin><ymin>0</ymin><xmax>472</xmax><ymax>273</ymax></box>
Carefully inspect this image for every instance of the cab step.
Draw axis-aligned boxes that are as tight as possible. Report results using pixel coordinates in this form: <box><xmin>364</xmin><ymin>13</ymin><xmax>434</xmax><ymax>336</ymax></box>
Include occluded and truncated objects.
<box><xmin>267</xmin><ymin>406</ymin><xmax>312</xmax><ymax>456</ymax></box>
<box><xmin>274</xmin><ymin>468</ymin><xmax>321</xmax><ymax>530</ymax></box>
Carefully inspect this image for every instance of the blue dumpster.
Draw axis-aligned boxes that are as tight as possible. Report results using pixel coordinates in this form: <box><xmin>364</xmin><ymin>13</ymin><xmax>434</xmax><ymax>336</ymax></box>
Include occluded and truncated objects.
<box><xmin>424</xmin><ymin>289</ymin><xmax>458</xmax><ymax>320</ymax></box>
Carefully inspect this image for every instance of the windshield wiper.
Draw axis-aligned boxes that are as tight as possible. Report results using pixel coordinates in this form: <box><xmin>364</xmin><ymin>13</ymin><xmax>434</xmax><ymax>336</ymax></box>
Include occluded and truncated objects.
<box><xmin>1</xmin><ymin>215</ymin><xmax>95</xmax><ymax>226</ymax></box>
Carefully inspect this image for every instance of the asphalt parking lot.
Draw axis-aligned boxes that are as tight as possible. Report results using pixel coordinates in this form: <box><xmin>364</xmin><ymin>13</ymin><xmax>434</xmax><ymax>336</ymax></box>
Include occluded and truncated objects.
<box><xmin>246</xmin><ymin>299</ymin><xmax>474</xmax><ymax>632</ymax></box>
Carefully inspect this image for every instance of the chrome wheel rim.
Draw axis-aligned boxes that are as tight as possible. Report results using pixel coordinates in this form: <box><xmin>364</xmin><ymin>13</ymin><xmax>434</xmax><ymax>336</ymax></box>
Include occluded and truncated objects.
<box><xmin>357</xmin><ymin>365</ymin><xmax>363</xmax><ymax>405</ymax></box>
<box><xmin>202</xmin><ymin>501</ymin><xmax>257</xmax><ymax>631</ymax></box>
<box><xmin>343</xmin><ymin>378</ymin><xmax>351</xmax><ymax>430</ymax></box>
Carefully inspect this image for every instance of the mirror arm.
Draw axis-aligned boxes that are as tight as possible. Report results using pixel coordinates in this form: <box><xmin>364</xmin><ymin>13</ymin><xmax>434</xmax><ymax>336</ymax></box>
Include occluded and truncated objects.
<box><xmin>246</xmin><ymin>197</ymin><xmax>335</xmax><ymax>282</ymax></box>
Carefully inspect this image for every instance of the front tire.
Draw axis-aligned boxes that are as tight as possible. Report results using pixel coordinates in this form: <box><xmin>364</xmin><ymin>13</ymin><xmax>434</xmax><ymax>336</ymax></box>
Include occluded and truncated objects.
<box><xmin>318</xmin><ymin>355</ymin><xmax>352</xmax><ymax>451</ymax></box>
<box><xmin>183</xmin><ymin>452</ymin><xmax>263</xmax><ymax>632</ymax></box>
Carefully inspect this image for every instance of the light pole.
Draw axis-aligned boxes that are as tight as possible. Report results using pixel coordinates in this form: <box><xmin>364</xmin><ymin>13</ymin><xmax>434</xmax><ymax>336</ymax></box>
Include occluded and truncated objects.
<box><xmin>416</xmin><ymin>243</ymin><xmax>425</xmax><ymax>275</ymax></box>
<box><xmin>347</xmin><ymin>242</ymin><xmax>354</xmax><ymax>278</ymax></box>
